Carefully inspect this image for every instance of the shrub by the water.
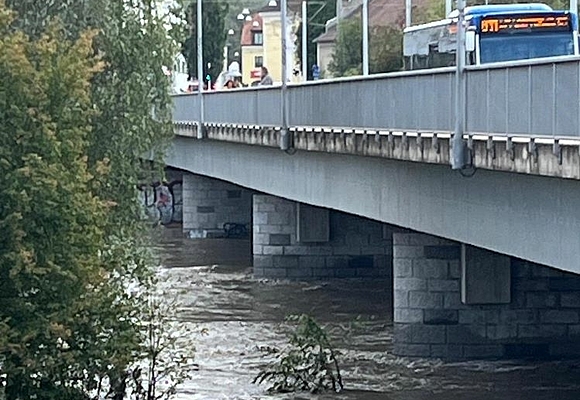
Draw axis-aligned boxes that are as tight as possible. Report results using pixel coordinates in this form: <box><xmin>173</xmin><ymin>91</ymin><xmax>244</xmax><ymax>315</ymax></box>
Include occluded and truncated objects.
<box><xmin>253</xmin><ymin>314</ymin><xmax>343</xmax><ymax>393</ymax></box>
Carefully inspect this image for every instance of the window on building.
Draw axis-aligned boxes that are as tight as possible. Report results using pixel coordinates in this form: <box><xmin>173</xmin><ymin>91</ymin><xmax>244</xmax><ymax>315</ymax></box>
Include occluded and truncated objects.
<box><xmin>254</xmin><ymin>56</ymin><xmax>263</xmax><ymax>68</ymax></box>
<box><xmin>253</xmin><ymin>32</ymin><xmax>263</xmax><ymax>45</ymax></box>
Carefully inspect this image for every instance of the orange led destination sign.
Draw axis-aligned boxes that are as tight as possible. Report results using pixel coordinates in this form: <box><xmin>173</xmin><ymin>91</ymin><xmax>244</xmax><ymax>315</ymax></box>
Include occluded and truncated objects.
<box><xmin>480</xmin><ymin>15</ymin><xmax>570</xmax><ymax>33</ymax></box>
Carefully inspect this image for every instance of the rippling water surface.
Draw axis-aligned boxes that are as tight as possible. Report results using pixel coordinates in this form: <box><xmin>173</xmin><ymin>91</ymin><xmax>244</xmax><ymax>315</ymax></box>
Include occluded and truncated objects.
<box><xmin>155</xmin><ymin>229</ymin><xmax>580</xmax><ymax>400</ymax></box>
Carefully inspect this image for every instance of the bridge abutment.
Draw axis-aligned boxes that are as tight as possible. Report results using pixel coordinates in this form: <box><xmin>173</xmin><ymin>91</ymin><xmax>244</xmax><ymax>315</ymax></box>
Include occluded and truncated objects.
<box><xmin>182</xmin><ymin>173</ymin><xmax>253</xmax><ymax>238</ymax></box>
<box><xmin>393</xmin><ymin>232</ymin><xmax>580</xmax><ymax>360</ymax></box>
<box><xmin>252</xmin><ymin>194</ymin><xmax>392</xmax><ymax>280</ymax></box>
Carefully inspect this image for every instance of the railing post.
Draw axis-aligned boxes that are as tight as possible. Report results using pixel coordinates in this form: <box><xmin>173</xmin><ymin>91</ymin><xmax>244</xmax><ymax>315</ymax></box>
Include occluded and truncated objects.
<box><xmin>197</xmin><ymin>0</ymin><xmax>205</xmax><ymax>139</ymax></box>
<box><xmin>280</xmin><ymin>0</ymin><xmax>292</xmax><ymax>151</ymax></box>
<box><xmin>302</xmin><ymin>1</ymin><xmax>308</xmax><ymax>82</ymax></box>
<box><xmin>362</xmin><ymin>0</ymin><xmax>369</xmax><ymax>76</ymax></box>
<box><xmin>452</xmin><ymin>0</ymin><xmax>467</xmax><ymax>169</ymax></box>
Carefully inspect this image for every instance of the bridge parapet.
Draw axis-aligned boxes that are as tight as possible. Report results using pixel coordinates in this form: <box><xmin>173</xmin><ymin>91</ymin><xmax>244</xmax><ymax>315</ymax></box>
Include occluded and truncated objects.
<box><xmin>172</xmin><ymin>56</ymin><xmax>580</xmax><ymax>180</ymax></box>
<box><xmin>173</xmin><ymin>56</ymin><xmax>580</xmax><ymax>137</ymax></box>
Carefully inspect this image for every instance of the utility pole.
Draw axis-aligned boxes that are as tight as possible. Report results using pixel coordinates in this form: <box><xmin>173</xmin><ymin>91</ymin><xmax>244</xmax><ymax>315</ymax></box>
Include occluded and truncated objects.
<box><xmin>302</xmin><ymin>1</ymin><xmax>308</xmax><ymax>82</ymax></box>
<box><xmin>280</xmin><ymin>0</ymin><xmax>291</xmax><ymax>150</ymax></box>
<box><xmin>196</xmin><ymin>0</ymin><xmax>204</xmax><ymax>139</ymax></box>
<box><xmin>362</xmin><ymin>0</ymin><xmax>369</xmax><ymax>75</ymax></box>
<box><xmin>452</xmin><ymin>0</ymin><xmax>467</xmax><ymax>169</ymax></box>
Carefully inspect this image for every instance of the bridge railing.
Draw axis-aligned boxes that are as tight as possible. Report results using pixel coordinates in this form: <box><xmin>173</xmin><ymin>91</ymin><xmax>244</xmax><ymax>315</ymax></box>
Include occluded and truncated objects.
<box><xmin>172</xmin><ymin>56</ymin><xmax>580</xmax><ymax>138</ymax></box>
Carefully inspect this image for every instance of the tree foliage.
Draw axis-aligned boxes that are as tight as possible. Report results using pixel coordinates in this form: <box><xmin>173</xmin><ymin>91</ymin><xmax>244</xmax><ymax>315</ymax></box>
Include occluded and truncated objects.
<box><xmin>370</xmin><ymin>26</ymin><xmax>403</xmax><ymax>74</ymax></box>
<box><xmin>328</xmin><ymin>18</ymin><xmax>363</xmax><ymax>77</ymax></box>
<box><xmin>254</xmin><ymin>314</ymin><xmax>343</xmax><ymax>394</ymax></box>
<box><xmin>182</xmin><ymin>0</ymin><xmax>229</xmax><ymax>82</ymax></box>
<box><xmin>295</xmin><ymin>0</ymin><xmax>337</xmax><ymax>80</ymax></box>
<box><xmin>0</xmin><ymin>0</ymin><xmax>189</xmax><ymax>398</ymax></box>
<box><xmin>329</xmin><ymin>18</ymin><xmax>403</xmax><ymax>77</ymax></box>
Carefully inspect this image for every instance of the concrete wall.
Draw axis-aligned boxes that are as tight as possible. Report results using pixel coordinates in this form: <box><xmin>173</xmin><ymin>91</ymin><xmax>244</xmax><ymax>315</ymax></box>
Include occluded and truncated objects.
<box><xmin>253</xmin><ymin>194</ymin><xmax>393</xmax><ymax>279</ymax></box>
<box><xmin>393</xmin><ymin>232</ymin><xmax>580</xmax><ymax>359</ymax></box>
<box><xmin>182</xmin><ymin>173</ymin><xmax>253</xmax><ymax>237</ymax></box>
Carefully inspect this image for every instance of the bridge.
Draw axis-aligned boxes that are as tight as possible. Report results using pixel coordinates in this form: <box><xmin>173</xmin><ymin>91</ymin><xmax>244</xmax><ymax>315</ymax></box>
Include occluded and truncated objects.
<box><xmin>165</xmin><ymin>56</ymin><xmax>580</xmax><ymax>360</ymax></box>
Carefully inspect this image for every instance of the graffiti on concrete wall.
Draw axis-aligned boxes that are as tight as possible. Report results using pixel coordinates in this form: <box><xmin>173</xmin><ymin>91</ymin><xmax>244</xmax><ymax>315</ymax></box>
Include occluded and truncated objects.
<box><xmin>138</xmin><ymin>180</ymin><xmax>182</xmax><ymax>224</ymax></box>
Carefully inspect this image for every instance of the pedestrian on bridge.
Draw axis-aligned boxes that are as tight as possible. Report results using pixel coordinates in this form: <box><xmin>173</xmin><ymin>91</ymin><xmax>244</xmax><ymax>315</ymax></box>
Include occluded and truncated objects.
<box><xmin>259</xmin><ymin>66</ymin><xmax>273</xmax><ymax>86</ymax></box>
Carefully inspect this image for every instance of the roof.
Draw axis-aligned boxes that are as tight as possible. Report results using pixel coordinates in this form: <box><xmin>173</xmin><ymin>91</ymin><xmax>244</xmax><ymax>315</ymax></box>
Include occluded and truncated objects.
<box><xmin>241</xmin><ymin>14</ymin><xmax>263</xmax><ymax>46</ymax></box>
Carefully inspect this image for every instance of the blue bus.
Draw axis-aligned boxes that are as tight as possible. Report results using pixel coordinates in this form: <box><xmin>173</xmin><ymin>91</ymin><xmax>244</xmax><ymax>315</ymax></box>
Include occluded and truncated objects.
<box><xmin>403</xmin><ymin>3</ymin><xmax>579</xmax><ymax>70</ymax></box>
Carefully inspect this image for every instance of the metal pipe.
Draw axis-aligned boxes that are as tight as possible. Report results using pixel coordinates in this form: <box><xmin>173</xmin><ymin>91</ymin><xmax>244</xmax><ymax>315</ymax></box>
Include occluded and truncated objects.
<box><xmin>362</xmin><ymin>0</ymin><xmax>369</xmax><ymax>75</ymax></box>
<box><xmin>405</xmin><ymin>0</ymin><xmax>412</xmax><ymax>27</ymax></box>
<box><xmin>452</xmin><ymin>0</ymin><xmax>467</xmax><ymax>169</ymax></box>
<box><xmin>197</xmin><ymin>0</ymin><xmax>204</xmax><ymax>139</ymax></box>
<box><xmin>280</xmin><ymin>0</ymin><xmax>291</xmax><ymax>150</ymax></box>
<box><xmin>445</xmin><ymin>0</ymin><xmax>452</xmax><ymax>17</ymax></box>
<box><xmin>302</xmin><ymin>1</ymin><xmax>308</xmax><ymax>82</ymax></box>
<box><xmin>571</xmin><ymin>0</ymin><xmax>577</xmax><ymax>12</ymax></box>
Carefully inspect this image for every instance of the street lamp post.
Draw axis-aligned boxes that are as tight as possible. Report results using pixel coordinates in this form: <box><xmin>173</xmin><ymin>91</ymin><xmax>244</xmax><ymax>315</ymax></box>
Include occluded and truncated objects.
<box><xmin>280</xmin><ymin>0</ymin><xmax>291</xmax><ymax>151</ymax></box>
<box><xmin>452</xmin><ymin>0</ymin><xmax>467</xmax><ymax>169</ymax></box>
<box><xmin>197</xmin><ymin>0</ymin><xmax>204</xmax><ymax>139</ymax></box>
<box><xmin>224</xmin><ymin>28</ymin><xmax>235</xmax><ymax>72</ymax></box>
<box><xmin>302</xmin><ymin>1</ymin><xmax>307</xmax><ymax>82</ymax></box>
<box><xmin>362</xmin><ymin>0</ymin><xmax>369</xmax><ymax>75</ymax></box>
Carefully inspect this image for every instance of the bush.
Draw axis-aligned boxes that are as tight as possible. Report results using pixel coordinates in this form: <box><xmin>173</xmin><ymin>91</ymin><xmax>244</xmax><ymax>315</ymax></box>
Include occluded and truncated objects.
<box><xmin>253</xmin><ymin>314</ymin><xmax>343</xmax><ymax>393</ymax></box>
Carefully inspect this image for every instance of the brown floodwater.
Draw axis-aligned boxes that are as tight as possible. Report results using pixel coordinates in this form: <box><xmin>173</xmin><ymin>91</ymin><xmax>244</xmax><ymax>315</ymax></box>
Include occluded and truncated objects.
<box><xmin>154</xmin><ymin>228</ymin><xmax>580</xmax><ymax>400</ymax></box>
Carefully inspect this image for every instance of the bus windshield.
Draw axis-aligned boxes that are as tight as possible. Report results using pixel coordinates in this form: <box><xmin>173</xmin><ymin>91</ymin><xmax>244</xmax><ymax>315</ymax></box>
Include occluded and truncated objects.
<box><xmin>479</xmin><ymin>32</ymin><xmax>574</xmax><ymax>64</ymax></box>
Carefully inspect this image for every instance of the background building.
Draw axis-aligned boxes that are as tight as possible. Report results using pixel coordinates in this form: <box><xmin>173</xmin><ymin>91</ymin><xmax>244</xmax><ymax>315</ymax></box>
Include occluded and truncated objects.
<box><xmin>241</xmin><ymin>0</ymin><xmax>296</xmax><ymax>85</ymax></box>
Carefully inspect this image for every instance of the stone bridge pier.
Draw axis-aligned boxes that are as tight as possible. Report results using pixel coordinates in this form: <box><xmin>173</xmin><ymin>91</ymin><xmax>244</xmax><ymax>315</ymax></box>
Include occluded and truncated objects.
<box><xmin>393</xmin><ymin>232</ymin><xmax>580</xmax><ymax>359</ymax></box>
<box><xmin>182</xmin><ymin>173</ymin><xmax>253</xmax><ymax>238</ymax></box>
<box><xmin>252</xmin><ymin>194</ymin><xmax>393</xmax><ymax>280</ymax></box>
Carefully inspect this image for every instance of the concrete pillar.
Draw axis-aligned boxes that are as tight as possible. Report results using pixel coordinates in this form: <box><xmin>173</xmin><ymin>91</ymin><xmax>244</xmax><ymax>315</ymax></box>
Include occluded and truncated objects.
<box><xmin>252</xmin><ymin>194</ymin><xmax>392</xmax><ymax>280</ymax></box>
<box><xmin>393</xmin><ymin>232</ymin><xmax>580</xmax><ymax>360</ymax></box>
<box><xmin>182</xmin><ymin>173</ymin><xmax>253</xmax><ymax>238</ymax></box>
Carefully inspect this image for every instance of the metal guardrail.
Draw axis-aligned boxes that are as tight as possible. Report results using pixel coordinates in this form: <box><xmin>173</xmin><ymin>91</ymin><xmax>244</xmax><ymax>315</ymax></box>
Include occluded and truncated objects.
<box><xmin>172</xmin><ymin>56</ymin><xmax>580</xmax><ymax>138</ymax></box>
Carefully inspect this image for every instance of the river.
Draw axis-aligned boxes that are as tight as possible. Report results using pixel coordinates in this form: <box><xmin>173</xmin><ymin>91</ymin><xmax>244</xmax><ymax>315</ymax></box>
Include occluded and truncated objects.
<box><xmin>155</xmin><ymin>229</ymin><xmax>580</xmax><ymax>400</ymax></box>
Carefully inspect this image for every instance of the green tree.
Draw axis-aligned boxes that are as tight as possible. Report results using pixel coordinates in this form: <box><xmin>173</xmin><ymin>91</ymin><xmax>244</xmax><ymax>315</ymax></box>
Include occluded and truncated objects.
<box><xmin>0</xmin><ymin>5</ymin><xmax>109</xmax><ymax>398</ymax></box>
<box><xmin>0</xmin><ymin>0</ymin><xmax>189</xmax><ymax>398</ymax></box>
<box><xmin>370</xmin><ymin>25</ymin><xmax>403</xmax><ymax>74</ymax></box>
<box><xmin>295</xmin><ymin>0</ymin><xmax>337</xmax><ymax>80</ymax></box>
<box><xmin>329</xmin><ymin>18</ymin><xmax>362</xmax><ymax>77</ymax></box>
<box><xmin>182</xmin><ymin>0</ymin><xmax>229</xmax><ymax>82</ymax></box>
<box><xmin>254</xmin><ymin>314</ymin><xmax>343</xmax><ymax>393</ymax></box>
<box><xmin>329</xmin><ymin>17</ymin><xmax>403</xmax><ymax>77</ymax></box>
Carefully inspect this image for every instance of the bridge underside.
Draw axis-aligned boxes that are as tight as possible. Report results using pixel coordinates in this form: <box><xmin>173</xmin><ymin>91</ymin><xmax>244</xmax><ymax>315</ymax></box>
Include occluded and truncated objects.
<box><xmin>166</xmin><ymin>137</ymin><xmax>580</xmax><ymax>275</ymax></box>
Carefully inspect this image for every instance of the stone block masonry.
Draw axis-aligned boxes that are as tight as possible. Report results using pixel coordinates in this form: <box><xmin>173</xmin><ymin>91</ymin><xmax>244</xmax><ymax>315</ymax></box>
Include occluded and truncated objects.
<box><xmin>182</xmin><ymin>173</ymin><xmax>253</xmax><ymax>237</ymax></box>
<box><xmin>253</xmin><ymin>195</ymin><xmax>393</xmax><ymax>280</ymax></box>
<box><xmin>393</xmin><ymin>232</ymin><xmax>580</xmax><ymax>360</ymax></box>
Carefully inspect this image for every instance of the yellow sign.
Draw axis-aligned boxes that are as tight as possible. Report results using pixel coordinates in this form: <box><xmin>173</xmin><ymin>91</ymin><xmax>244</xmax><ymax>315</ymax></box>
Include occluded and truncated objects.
<box><xmin>481</xmin><ymin>15</ymin><xmax>570</xmax><ymax>33</ymax></box>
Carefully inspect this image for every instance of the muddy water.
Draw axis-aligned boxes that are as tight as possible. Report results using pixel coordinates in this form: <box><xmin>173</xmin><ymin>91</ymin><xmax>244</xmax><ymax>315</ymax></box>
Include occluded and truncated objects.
<box><xmin>155</xmin><ymin>231</ymin><xmax>580</xmax><ymax>400</ymax></box>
